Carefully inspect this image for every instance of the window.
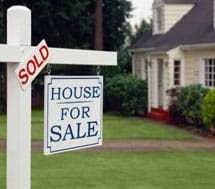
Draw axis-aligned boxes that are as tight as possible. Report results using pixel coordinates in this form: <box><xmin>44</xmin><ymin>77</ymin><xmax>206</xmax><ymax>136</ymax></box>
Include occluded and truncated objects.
<box><xmin>174</xmin><ymin>60</ymin><xmax>181</xmax><ymax>86</ymax></box>
<box><xmin>205</xmin><ymin>59</ymin><xmax>215</xmax><ymax>87</ymax></box>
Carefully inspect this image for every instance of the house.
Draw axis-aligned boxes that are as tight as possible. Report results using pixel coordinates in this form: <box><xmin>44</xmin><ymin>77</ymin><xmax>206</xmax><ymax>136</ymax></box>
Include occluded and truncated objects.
<box><xmin>129</xmin><ymin>0</ymin><xmax>215</xmax><ymax>121</ymax></box>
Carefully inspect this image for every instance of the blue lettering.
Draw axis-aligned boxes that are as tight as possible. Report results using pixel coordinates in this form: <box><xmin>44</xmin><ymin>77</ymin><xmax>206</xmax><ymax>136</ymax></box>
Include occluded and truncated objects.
<box><xmin>74</xmin><ymin>87</ymin><xmax>83</xmax><ymax>99</ymax></box>
<box><xmin>87</xmin><ymin>121</ymin><xmax>98</xmax><ymax>137</ymax></box>
<box><xmin>77</xmin><ymin>122</ymin><xmax>86</xmax><ymax>139</ymax></box>
<box><xmin>50</xmin><ymin>125</ymin><xmax>62</xmax><ymax>142</ymax></box>
<box><xmin>92</xmin><ymin>86</ymin><xmax>100</xmax><ymax>98</ymax></box>
<box><xmin>51</xmin><ymin>87</ymin><xmax>61</xmax><ymax>100</ymax></box>
<box><xmin>60</xmin><ymin>107</ymin><xmax>69</xmax><ymax>120</ymax></box>
<box><xmin>83</xmin><ymin>86</ymin><xmax>91</xmax><ymax>98</ymax></box>
<box><xmin>62</xmin><ymin>124</ymin><xmax>74</xmax><ymax>141</ymax></box>
<box><xmin>70</xmin><ymin>107</ymin><xmax>80</xmax><ymax>119</ymax></box>
<box><xmin>82</xmin><ymin>106</ymin><xmax>90</xmax><ymax>118</ymax></box>
<box><xmin>62</xmin><ymin>87</ymin><xmax>72</xmax><ymax>99</ymax></box>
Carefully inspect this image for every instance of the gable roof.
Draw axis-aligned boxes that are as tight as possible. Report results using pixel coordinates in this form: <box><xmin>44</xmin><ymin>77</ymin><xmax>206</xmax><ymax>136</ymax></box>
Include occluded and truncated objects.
<box><xmin>130</xmin><ymin>0</ymin><xmax>215</xmax><ymax>52</ymax></box>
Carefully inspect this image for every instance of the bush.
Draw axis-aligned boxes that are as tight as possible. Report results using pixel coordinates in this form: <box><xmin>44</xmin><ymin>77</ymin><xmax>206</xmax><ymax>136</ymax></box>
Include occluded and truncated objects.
<box><xmin>202</xmin><ymin>88</ymin><xmax>215</xmax><ymax>129</ymax></box>
<box><xmin>175</xmin><ymin>84</ymin><xmax>209</xmax><ymax>127</ymax></box>
<box><xmin>166</xmin><ymin>88</ymin><xmax>185</xmax><ymax>124</ymax></box>
<box><xmin>104</xmin><ymin>75</ymin><xmax>147</xmax><ymax>115</ymax></box>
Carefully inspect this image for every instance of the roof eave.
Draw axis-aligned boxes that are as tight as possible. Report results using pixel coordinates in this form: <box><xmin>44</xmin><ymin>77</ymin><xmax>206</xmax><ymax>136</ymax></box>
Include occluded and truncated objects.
<box><xmin>128</xmin><ymin>48</ymin><xmax>154</xmax><ymax>53</ymax></box>
<box><xmin>180</xmin><ymin>43</ymin><xmax>215</xmax><ymax>50</ymax></box>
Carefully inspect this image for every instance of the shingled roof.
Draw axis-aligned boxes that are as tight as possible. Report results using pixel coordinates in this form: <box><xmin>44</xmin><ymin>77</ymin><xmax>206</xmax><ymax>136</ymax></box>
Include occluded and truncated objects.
<box><xmin>130</xmin><ymin>0</ymin><xmax>215</xmax><ymax>52</ymax></box>
<box><xmin>164</xmin><ymin>0</ymin><xmax>197</xmax><ymax>4</ymax></box>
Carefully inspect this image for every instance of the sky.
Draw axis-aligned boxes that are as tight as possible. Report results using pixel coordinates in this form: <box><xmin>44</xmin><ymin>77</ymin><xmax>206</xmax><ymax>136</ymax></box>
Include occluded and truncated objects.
<box><xmin>128</xmin><ymin>0</ymin><xmax>154</xmax><ymax>27</ymax></box>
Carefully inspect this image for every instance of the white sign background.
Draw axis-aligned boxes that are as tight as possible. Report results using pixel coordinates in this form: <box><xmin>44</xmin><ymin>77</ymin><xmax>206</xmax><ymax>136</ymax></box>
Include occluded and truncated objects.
<box><xmin>44</xmin><ymin>76</ymin><xmax>103</xmax><ymax>155</ymax></box>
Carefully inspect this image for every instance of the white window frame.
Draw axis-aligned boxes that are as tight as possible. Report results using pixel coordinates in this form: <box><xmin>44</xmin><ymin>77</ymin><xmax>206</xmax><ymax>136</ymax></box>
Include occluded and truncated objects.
<box><xmin>204</xmin><ymin>58</ymin><xmax>215</xmax><ymax>88</ymax></box>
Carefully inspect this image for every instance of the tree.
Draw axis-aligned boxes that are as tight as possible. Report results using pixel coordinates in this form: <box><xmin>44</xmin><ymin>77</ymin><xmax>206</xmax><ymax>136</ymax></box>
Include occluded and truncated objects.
<box><xmin>1</xmin><ymin>0</ymin><xmax>133</xmax><ymax>109</ymax></box>
<box><xmin>94</xmin><ymin>0</ymin><xmax>103</xmax><ymax>50</ymax></box>
<box><xmin>130</xmin><ymin>19</ymin><xmax>152</xmax><ymax>45</ymax></box>
<box><xmin>103</xmin><ymin>0</ymin><xmax>132</xmax><ymax>50</ymax></box>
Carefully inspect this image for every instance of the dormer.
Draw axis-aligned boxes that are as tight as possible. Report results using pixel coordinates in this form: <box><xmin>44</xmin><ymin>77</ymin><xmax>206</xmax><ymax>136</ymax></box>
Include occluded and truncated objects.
<box><xmin>152</xmin><ymin>0</ymin><xmax>195</xmax><ymax>35</ymax></box>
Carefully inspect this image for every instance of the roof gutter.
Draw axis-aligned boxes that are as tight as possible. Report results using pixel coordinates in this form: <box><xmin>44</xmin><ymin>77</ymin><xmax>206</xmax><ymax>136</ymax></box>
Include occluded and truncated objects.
<box><xmin>128</xmin><ymin>48</ymin><xmax>154</xmax><ymax>53</ymax></box>
<box><xmin>147</xmin><ymin>50</ymin><xmax>167</xmax><ymax>55</ymax></box>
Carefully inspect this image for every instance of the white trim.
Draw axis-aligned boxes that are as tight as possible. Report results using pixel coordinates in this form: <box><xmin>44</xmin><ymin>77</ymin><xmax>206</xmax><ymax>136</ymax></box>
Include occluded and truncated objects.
<box><xmin>162</xmin><ymin>60</ymin><xmax>168</xmax><ymax>110</ymax></box>
<box><xmin>152</xmin><ymin>59</ymin><xmax>158</xmax><ymax>108</ymax></box>
<box><xmin>203</xmin><ymin>58</ymin><xmax>215</xmax><ymax>88</ymax></box>
<box><xmin>141</xmin><ymin>57</ymin><xmax>146</xmax><ymax>80</ymax></box>
<box><xmin>173</xmin><ymin>59</ymin><xmax>182</xmax><ymax>87</ymax></box>
<box><xmin>181</xmin><ymin>59</ymin><xmax>185</xmax><ymax>86</ymax></box>
<box><xmin>128</xmin><ymin>48</ymin><xmax>154</xmax><ymax>53</ymax></box>
<box><xmin>147</xmin><ymin>62</ymin><xmax>152</xmax><ymax>112</ymax></box>
<box><xmin>199</xmin><ymin>59</ymin><xmax>205</xmax><ymax>85</ymax></box>
<box><xmin>180</xmin><ymin>43</ymin><xmax>215</xmax><ymax>50</ymax></box>
<box><xmin>132</xmin><ymin>55</ymin><xmax>136</xmax><ymax>76</ymax></box>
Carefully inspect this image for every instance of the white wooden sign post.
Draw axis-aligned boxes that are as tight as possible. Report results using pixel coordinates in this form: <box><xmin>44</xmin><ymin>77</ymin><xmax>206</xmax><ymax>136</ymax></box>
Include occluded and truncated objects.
<box><xmin>0</xmin><ymin>6</ymin><xmax>117</xmax><ymax>189</ymax></box>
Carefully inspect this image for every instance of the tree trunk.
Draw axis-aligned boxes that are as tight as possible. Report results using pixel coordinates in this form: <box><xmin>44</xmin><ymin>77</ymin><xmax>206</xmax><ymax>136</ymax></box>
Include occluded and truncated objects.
<box><xmin>94</xmin><ymin>0</ymin><xmax>103</xmax><ymax>50</ymax></box>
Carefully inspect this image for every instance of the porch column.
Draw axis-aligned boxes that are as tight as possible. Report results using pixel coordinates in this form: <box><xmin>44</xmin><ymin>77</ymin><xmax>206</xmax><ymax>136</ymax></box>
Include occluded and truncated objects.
<box><xmin>151</xmin><ymin>59</ymin><xmax>158</xmax><ymax>108</ymax></box>
<box><xmin>162</xmin><ymin>61</ymin><xmax>169</xmax><ymax>110</ymax></box>
<box><xmin>141</xmin><ymin>57</ymin><xmax>146</xmax><ymax>80</ymax></box>
<box><xmin>147</xmin><ymin>61</ymin><xmax>152</xmax><ymax>112</ymax></box>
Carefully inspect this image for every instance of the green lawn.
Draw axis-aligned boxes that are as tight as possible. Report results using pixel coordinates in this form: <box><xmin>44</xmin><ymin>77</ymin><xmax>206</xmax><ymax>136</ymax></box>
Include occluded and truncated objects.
<box><xmin>1</xmin><ymin>152</ymin><xmax>215</xmax><ymax>189</ymax></box>
<box><xmin>0</xmin><ymin>109</ymin><xmax>196</xmax><ymax>140</ymax></box>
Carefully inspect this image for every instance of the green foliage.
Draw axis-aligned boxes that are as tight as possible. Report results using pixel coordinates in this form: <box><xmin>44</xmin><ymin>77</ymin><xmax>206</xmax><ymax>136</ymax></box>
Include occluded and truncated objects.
<box><xmin>202</xmin><ymin>88</ymin><xmax>215</xmax><ymax>128</ymax></box>
<box><xmin>3</xmin><ymin>0</ymin><xmax>132</xmax><ymax>50</ymax></box>
<box><xmin>101</xmin><ymin>49</ymin><xmax>131</xmax><ymax>78</ymax></box>
<box><xmin>103</xmin><ymin>0</ymin><xmax>132</xmax><ymax>50</ymax></box>
<box><xmin>176</xmin><ymin>84</ymin><xmax>209</xmax><ymax>127</ymax></box>
<box><xmin>130</xmin><ymin>19</ymin><xmax>152</xmax><ymax>45</ymax></box>
<box><xmin>104</xmin><ymin>75</ymin><xmax>147</xmax><ymax>115</ymax></box>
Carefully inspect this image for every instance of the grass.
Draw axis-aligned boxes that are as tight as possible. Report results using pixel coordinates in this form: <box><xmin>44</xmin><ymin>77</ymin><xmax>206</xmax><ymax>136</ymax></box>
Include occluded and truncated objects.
<box><xmin>1</xmin><ymin>151</ymin><xmax>215</xmax><ymax>189</ymax></box>
<box><xmin>0</xmin><ymin>109</ymin><xmax>196</xmax><ymax>140</ymax></box>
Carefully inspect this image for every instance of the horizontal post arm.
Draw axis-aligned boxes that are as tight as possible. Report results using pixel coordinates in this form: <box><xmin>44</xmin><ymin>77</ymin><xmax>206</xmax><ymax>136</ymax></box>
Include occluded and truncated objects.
<box><xmin>0</xmin><ymin>44</ymin><xmax>117</xmax><ymax>66</ymax></box>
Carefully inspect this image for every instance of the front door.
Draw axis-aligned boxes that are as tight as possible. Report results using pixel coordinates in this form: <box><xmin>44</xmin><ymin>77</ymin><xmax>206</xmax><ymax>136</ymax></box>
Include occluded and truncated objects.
<box><xmin>158</xmin><ymin>59</ymin><xmax>163</xmax><ymax>108</ymax></box>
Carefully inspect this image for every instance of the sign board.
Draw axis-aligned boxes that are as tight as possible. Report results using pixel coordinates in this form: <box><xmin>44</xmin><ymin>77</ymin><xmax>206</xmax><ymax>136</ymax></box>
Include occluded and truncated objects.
<box><xmin>15</xmin><ymin>39</ymin><xmax>49</xmax><ymax>90</ymax></box>
<box><xmin>44</xmin><ymin>76</ymin><xmax>103</xmax><ymax>155</ymax></box>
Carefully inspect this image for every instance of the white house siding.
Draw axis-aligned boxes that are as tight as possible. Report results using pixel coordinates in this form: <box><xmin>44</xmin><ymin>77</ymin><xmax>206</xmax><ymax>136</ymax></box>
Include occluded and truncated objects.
<box><xmin>164</xmin><ymin>4</ymin><xmax>194</xmax><ymax>33</ymax></box>
<box><xmin>132</xmin><ymin>53</ymin><xmax>147</xmax><ymax>80</ymax></box>
<box><xmin>184</xmin><ymin>49</ymin><xmax>215</xmax><ymax>86</ymax></box>
<box><xmin>153</xmin><ymin>0</ymin><xmax>194</xmax><ymax>35</ymax></box>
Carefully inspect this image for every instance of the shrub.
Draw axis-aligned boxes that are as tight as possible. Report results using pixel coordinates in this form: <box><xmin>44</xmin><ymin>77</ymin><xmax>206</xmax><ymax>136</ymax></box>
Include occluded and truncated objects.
<box><xmin>202</xmin><ymin>88</ymin><xmax>215</xmax><ymax>129</ymax></box>
<box><xmin>104</xmin><ymin>75</ymin><xmax>147</xmax><ymax>115</ymax></box>
<box><xmin>175</xmin><ymin>84</ymin><xmax>209</xmax><ymax>127</ymax></box>
<box><xmin>166</xmin><ymin>88</ymin><xmax>185</xmax><ymax>124</ymax></box>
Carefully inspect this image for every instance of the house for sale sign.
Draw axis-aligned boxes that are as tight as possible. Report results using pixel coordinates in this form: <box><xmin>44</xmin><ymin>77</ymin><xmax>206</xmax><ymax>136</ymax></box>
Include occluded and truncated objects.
<box><xmin>44</xmin><ymin>76</ymin><xmax>103</xmax><ymax>155</ymax></box>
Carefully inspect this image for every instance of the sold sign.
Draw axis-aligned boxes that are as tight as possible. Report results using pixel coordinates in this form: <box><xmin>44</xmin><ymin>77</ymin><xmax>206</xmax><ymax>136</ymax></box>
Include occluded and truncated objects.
<box><xmin>15</xmin><ymin>39</ymin><xmax>49</xmax><ymax>90</ymax></box>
